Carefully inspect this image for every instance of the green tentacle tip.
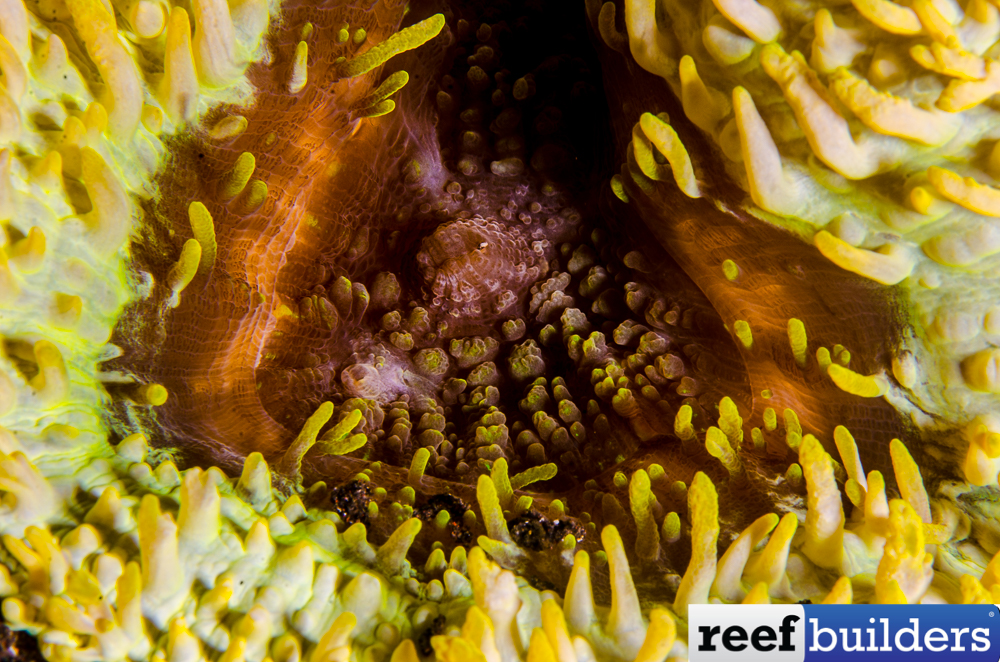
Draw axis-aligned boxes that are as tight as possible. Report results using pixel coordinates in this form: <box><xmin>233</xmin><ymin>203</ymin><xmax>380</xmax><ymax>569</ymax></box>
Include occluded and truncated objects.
<box><xmin>788</xmin><ymin>318</ymin><xmax>808</xmax><ymax>368</ymax></box>
<box><xmin>510</xmin><ymin>463</ymin><xmax>557</xmax><ymax>490</ymax></box>
<box><xmin>491</xmin><ymin>457</ymin><xmax>514</xmax><ymax>509</ymax></box>
<box><xmin>408</xmin><ymin>447</ymin><xmax>430</xmax><ymax>486</ymax></box>
<box><xmin>434</xmin><ymin>509</ymin><xmax>451</xmax><ymax>530</ymax></box>
<box><xmin>629</xmin><ymin>469</ymin><xmax>660</xmax><ymax>560</ymax></box>
<box><xmin>722</xmin><ymin>259</ymin><xmax>739</xmax><ymax>281</ymax></box>
<box><xmin>340</xmin><ymin>14</ymin><xmax>446</xmax><ymax>78</ymax></box>
<box><xmin>763</xmin><ymin>407</ymin><xmax>777</xmax><ymax>431</ymax></box>
<box><xmin>241</xmin><ymin>180</ymin><xmax>268</xmax><ymax>213</ymax></box>
<box><xmin>220</xmin><ymin>152</ymin><xmax>256</xmax><ymax>200</ymax></box>
<box><xmin>358</xmin><ymin>100</ymin><xmax>395</xmax><ymax>118</ymax></box>
<box><xmin>786</xmin><ymin>462</ymin><xmax>804</xmax><ymax>488</ymax></box>
<box><xmin>734</xmin><ymin>320</ymin><xmax>753</xmax><ymax>349</ymax></box>
<box><xmin>372</xmin><ymin>71</ymin><xmax>409</xmax><ymax>101</ymax></box>
<box><xmin>662</xmin><ymin>511</ymin><xmax>681</xmax><ymax>543</ymax></box>
<box><xmin>611</xmin><ymin>174</ymin><xmax>629</xmax><ymax>202</ymax></box>
<box><xmin>188</xmin><ymin>201</ymin><xmax>217</xmax><ymax>277</ymax></box>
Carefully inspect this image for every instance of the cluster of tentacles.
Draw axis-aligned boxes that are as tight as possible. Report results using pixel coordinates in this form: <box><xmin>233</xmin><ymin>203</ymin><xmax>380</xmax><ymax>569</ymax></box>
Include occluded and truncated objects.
<box><xmin>3</xmin><ymin>0</ymin><xmax>1000</xmax><ymax>661</ymax></box>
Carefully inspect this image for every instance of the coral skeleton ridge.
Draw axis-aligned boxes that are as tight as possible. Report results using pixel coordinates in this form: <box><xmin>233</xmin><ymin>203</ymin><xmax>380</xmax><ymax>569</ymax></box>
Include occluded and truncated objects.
<box><xmin>3</xmin><ymin>0</ymin><xmax>1000</xmax><ymax>661</ymax></box>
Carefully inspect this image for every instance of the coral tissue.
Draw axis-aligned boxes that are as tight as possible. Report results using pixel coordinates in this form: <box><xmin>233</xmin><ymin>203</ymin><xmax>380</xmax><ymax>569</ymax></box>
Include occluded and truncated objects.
<box><xmin>2</xmin><ymin>0</ymin><xmax>1000</xmax><ymax>661</ymax></box>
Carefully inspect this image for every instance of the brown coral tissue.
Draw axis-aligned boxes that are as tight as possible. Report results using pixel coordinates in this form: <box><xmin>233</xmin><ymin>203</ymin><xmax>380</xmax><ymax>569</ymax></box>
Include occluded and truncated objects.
<box><xmin>107</xmin><ymin>0</ymin><xmax>907</xmax><ymax>605</ymax></box>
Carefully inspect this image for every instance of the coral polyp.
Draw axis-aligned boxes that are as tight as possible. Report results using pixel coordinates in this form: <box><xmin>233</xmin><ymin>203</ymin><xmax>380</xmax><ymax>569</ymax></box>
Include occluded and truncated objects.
<box><xmin>3</xmin><ymin>0</ymin><xmax>1000</xmax><ymax>660</ymax></box>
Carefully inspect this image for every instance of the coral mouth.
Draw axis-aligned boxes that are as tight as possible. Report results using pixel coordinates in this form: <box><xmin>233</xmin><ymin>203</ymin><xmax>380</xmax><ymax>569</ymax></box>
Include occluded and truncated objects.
<box><xmin>105</xmin><ymin>0</ymin><xmax>916</xmax><ymax>595</ymax></box>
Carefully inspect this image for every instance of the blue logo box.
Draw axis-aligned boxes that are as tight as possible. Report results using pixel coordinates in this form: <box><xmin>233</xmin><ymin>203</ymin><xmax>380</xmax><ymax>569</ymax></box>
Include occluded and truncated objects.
<box><xmin>689</xmin><ymin>604</ymin><xmax>998</xmax><ymax>661</ymax></box>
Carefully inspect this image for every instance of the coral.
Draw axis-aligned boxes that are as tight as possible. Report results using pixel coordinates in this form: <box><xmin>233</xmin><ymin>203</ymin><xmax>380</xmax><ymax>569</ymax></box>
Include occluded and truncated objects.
<box><xmin>614</xmin><ymin>0</ymin><xmax>1000</xmax><ymax>431</ymax></box>
<box><xmin>4</xmin><ymin>0</ymin><xmax>1000</xmax><ymax>661</ymax></box>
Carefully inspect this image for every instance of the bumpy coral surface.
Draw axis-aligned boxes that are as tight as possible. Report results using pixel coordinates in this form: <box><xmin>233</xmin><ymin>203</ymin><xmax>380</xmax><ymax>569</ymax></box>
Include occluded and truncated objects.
<box><xmin>3</xmin><ymin>0</ymin><xmax>1000</xmax><ymax>660</ymax></box>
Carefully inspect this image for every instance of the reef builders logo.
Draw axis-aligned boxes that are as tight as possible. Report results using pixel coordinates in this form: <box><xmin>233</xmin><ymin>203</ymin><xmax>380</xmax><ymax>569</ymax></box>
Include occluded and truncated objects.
<box><xmin>689</xmin><ymin>604</ymin><xmax>999</xmax><ymax>661</ymax></box>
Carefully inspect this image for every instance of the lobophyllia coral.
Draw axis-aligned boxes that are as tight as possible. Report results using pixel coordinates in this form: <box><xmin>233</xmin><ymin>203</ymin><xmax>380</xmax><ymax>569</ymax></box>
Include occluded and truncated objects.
<box><xmin>3</xmin><ymin>0</ymin><xmax>1000</xmax><ymax>660</ymax></box>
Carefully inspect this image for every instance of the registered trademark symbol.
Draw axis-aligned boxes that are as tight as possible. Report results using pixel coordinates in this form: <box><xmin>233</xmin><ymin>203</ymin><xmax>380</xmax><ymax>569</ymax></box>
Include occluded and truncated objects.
<box><xmin>990</xmin><ymin>611</ymin><xmax>995</xmax><ymax>617</ymax></box>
